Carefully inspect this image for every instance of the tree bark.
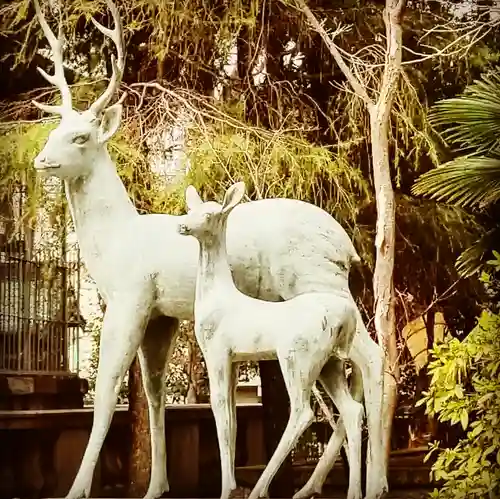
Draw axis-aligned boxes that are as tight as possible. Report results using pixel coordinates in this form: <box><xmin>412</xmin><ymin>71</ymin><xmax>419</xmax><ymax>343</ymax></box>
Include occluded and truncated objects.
<box><xmin>369</xmin><ymin>0</ymin><xmax>404</xmax><ymax>458</ymax></box>
<box><xmin>297</xmin><ymin>0</ymin><xmax>405</xmax><ymax>466</ymax></box>
<box><xmin>127</xmin><ymin>356</ymin><xmax>151</xmax><ymax>497</ymax></box>
<box><xmin>369</xmin><ymin>104</ymin><xmax>399</xmax><ymax>457</ymax></box>
<box><xmin>258</xmin><ymin>360</ymin><xmax>294</xmax><ymax>498</ymax></box>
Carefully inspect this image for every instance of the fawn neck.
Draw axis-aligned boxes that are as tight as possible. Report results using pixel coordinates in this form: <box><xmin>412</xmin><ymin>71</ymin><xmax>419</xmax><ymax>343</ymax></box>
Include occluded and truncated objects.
<box><xmin>196</xmin><ymin>218</ymin><xmax>238</xmax><ymax>304</ymax></box>
<box><xmin>65</xmin><ymin>150</ymin><xmax>138</xmax><ymax>271</ymax></box>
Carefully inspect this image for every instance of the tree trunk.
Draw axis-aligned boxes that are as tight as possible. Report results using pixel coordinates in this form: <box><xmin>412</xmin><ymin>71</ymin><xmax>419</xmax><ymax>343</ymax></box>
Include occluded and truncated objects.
<box><xmin>298</xmin><ymin>0</ymin><xmax>405</xmax><ymax>467</ymax></box>
<box><xmin>369</xmin><ymin>105</ymin><xmax>399</xmax><ymax>457</ymax></box>
<box><xmin>127</xmin><ymin>356</ymin><xmax>151</xmax><ymax>497</ymax></box>
<box><xmin>369</xmin><ymin>0</ymin><xmax>404</xmax><ymax>459</ymax></box>
<box><xmin>258</xmin><ymin>360</ymin><xmax>294</xmax><ymax>498</ymax></box>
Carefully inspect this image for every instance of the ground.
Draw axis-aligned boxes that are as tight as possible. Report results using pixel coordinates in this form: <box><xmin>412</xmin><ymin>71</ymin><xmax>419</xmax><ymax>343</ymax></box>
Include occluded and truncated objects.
<box><xmin>230</xmin><ymin>486</ymin><xmax>432</xmax><ymax>499</ymax></box>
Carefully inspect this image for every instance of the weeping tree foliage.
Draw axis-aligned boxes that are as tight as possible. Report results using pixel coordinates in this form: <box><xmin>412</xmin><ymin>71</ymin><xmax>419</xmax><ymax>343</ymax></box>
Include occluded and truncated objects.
<box><xmin>0</xmin><ymin>121</ymin><xmax>53</xmax><ymax>222</ymax></box>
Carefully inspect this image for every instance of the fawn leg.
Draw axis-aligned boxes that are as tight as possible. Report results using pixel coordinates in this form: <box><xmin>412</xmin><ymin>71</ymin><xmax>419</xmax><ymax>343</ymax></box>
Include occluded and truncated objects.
<box><xmin>138</xmin><ymin>316</ymin><xmax>180</xmax><ymax>499</ymax></box>
<box><xmin>67</xmin><ymin>290</ymin><xmax>153</xmax><ymax>499</ymax></box>
<box><xmin>293</xmin><ymin>309</ymin><xmax>386</xmax><ymax>499</ymax></box>
<box><xmin>206</xmin><ymin>356</ymin><xmax>237</xmax><ymax>499</ymax></box>
<box><xmin>228</xmin><ymin>363</ymin><xmax>240</xmax><ymax>471</ymax></box>
<box><xmin>293</xmin><ymin>364</ymin><xmax>364</xmax><ymax>499</ymax></box>
<box><xmin>248</xmin><ymin>351</ymin><xmax>319</xmax><ymax>499</ymax></box>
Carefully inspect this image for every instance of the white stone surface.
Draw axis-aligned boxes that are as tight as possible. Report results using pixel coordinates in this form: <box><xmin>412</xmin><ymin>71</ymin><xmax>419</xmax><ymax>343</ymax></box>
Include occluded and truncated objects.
<box><xmin>179</xmin><ymin>182</ymin><xmax>364</xmax><ymax>499</ymax></box>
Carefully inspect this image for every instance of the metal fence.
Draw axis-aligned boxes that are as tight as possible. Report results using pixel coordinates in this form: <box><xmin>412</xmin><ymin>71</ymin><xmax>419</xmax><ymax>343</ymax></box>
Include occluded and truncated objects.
<box><xmin>0</xmin><ymin>184</ymin><xmax>83</xmax><ymax>373</ymax></box>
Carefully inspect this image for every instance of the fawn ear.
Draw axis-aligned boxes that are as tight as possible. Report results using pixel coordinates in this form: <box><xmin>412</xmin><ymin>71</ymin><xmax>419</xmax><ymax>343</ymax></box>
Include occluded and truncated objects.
<box><xmin>222</xmin><ymin>182</ymin><xmax>246</xmax><ymax>213</ymax></box>
<box><xmin>97</xmin><ymin>104</ymin><xmax>122</xmax><ymax>144</ymax></box>
<box><xmin>185</xmin><ymin>185</ymin><xmax>203</xmax><ymax>211</ymax></box>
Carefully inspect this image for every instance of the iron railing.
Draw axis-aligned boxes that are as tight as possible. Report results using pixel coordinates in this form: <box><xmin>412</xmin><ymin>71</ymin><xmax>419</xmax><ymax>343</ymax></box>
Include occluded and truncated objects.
<box><xmin>0</xmin><ymin>183</ymin><xmax>83</xmax><ymax>373</ymax></box>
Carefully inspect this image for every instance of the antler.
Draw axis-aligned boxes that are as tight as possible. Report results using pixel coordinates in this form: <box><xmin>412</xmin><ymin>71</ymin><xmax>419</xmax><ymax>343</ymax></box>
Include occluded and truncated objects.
<box><xmin>89</xmin><ymin>0</ymin><xmax>126</xmax><ymax>116</ymax></box>
<box><xmin>32</xmin><ymin>0</ymin><xmax>73</xmax><ymax>115</ymax></box>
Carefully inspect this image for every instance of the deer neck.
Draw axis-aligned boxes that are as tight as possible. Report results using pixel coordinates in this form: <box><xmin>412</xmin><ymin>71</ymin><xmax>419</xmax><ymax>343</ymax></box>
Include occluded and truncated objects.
<box><xmin>64</xmin><ymin>150</ymin><xmax>138</xmax><ymax>270</ymax></box>
<box><xmin>196</xmin><ymin>221</ymin><xmax>237</xmax><ymax>305</ymax></box>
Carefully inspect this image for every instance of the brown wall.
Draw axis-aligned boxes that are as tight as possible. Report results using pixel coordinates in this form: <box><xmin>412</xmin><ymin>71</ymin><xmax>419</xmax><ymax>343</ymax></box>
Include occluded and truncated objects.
<box><xmin>0</xmin><ymin>404</ymin><xmax>431</xmax><ymax>499</ymax></box>
<box><xmin>0</xmin><ymin>404</ymin><xmax>265</xmax><ymax>499</ymax></box>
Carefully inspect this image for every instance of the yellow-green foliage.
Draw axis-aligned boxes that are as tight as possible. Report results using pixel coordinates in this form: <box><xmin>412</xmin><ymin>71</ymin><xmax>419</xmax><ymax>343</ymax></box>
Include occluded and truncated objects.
<box><xmin>109</xmin><ymin>130</ymin><xmax>189</xmax><ymax>215</ymax></box>
<box><xmin>0</xmin><ymin>109</ymin><xmax>474</xmax><ymax>276</ymax></box>
<box><xmin>418</xmin><ymin>258</ymin><xmax>500</xmax><ymax>498</ymax></box>
<box><xmin>183</xmin><ymin>123</ymin><xmax>371</xmax><ymax>227</ymax></box>
<box><xmin>0</xmin><ymin>121</ymin><xmax>56</xmax><ymax>223</ymax></box>
<box><xmin>0</xmin><ymin>117</ymin><xmax>187</xmax><ymax>221</ymax></box>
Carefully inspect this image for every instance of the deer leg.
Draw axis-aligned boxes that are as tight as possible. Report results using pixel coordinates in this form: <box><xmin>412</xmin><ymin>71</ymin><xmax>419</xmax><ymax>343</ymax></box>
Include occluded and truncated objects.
<box><xmin>66</xmin><ymin>291</ymin><xmax>153</xmax><ymax>499</ymax></box>
<box><xmin>293</xmin><ymin>311</ymin><xmax>386</xmax><ymax>499</ymax></box>
<box><xmin>206</xmin><ymin>355</ymin><xmax>237</xmax><ymax>499</ymax></box>
<box><xmin>248</xmin><ymin>350</ymin><xmax>321</xmax><ymax>499</ymax></box>
<box><xmin>138</xmin><ymin>316</ymin><xmax>180</xmax><ymax>499</ymax></box>
<box><xmin>293</xmin><ymin>365</ymin><xmax>364</xmax><ymax>499</ymax></box>
<box><xmin>229</xmin><ymin>363</ymin><xmax>240</xmax><ymax>471</ymax></box>
<box><xmin>349</xmin><ymin>328</ymin><xmax>386</xmax><ymax>499</ymax></box>
<box><xmin>319</xmin><ymin>359</ymin><xmax>364</xmax><ymax>499</ymax></box>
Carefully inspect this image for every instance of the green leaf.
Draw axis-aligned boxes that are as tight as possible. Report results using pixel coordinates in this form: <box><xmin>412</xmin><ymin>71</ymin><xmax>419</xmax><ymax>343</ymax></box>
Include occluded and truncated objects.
<box><xmin>415</xmin><ymin>397</ymin><xmax>427</xmax><ymax>408</ymax></box>
<box><xmin>470</xmin><ymin>423</ymin><xmax>484</xmax><ymax>438</ymax></box>
<box><xmin>478</xmin><ymin>392</ymin><xmax>494</xmax><ymax>406</ymax></box>
<box><xmin>412</xmin><ymin>156</ymin><xmax>500</xmax><ymax>210</ymax></box>
<box><xmin>428</xmin><ymin>72</ymin><xmax>500</xmax><ymax>153</ymax></box>
<box><xmin>455</xmin><ymin>385</ymin><xmax>464</xmax><ymax>399</ymax></box>
<box><xmin>460</xmin><ymin>410</ymin><xmax>469</xmax><ymax>431</ymax></box>
<box><xmin>483</xmin><ymin>445</ymin><xmax>496</xmax><ymax>457</ymax></box>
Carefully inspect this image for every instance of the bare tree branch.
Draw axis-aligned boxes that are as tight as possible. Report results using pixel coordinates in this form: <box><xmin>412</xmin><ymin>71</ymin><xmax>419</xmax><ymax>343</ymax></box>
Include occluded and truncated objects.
<box><xmin>296</xmin><ymin>0</ymin><xmax>374</xmax><ymax>107</ymax></box>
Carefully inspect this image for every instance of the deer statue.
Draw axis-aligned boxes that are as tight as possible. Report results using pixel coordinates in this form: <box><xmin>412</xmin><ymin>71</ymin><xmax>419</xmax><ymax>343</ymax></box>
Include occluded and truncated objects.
<box><xmin>30</xmin><ymin>0</ymin><xmax>387</xmax><ymax>498</ymax></box>
<box><xmin>177</xmin><ymin>181</ymin><xmax>365</xmax><ymax>499</ymax></box>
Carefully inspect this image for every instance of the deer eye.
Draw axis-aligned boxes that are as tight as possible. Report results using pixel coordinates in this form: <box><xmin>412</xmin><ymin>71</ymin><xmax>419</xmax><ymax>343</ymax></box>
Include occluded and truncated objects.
<box><xmin>72</xmin><ymin>133</ymin><xmax>90</xmax><ymax>145</ymax></box>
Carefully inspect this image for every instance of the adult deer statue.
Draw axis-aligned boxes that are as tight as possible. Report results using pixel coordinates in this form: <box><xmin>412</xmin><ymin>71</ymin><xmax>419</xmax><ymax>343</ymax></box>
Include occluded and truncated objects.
<box><xmin>178</xmin><ymin>181</ymin><xmax>365</xmax><ymax>499</ymax></box>
<box><xmin>30</xmin><ymin>0</ymin><xmax>387</xmax><ymax>498</ymax></box>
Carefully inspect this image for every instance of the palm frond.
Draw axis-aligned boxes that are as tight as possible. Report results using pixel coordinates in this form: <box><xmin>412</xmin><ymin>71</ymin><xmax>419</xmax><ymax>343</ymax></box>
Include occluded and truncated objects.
<box><xmin>456</xmin><ymin>227</ymin><xmax>500</xmax><ymax>277</ymax></box>
<box><xmin>412</xmin><ymin>156</ymin><xmax>500</xmax><ymax>209</ymax></box>
<box><xmin>429</xmin><ymin>72</ymin><xmax>500</xmax><ymax>154</ymax></box>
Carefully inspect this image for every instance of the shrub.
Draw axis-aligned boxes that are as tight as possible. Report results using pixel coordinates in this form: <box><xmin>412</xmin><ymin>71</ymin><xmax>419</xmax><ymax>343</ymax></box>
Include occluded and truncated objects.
<box><xmin>418</xmin><ymin>257</ymin><xmax>500</xmax><ymax>498</ymax></box>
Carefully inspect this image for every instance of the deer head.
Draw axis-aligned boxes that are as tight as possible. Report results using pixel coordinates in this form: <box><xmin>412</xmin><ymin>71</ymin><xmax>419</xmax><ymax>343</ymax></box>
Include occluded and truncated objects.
<box><xmin>178</xmin><ymin>182</ymin><xmax>246</xmax><ymax>238</ymax></box>
<box><xmin>32</xmin><ymin>0</ymin><xmax>125</xmax><ymax>180</ymax></box>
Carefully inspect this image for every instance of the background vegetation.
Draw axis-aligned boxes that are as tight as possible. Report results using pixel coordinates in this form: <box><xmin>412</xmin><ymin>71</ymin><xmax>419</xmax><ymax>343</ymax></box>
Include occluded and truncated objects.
<box><xmin>1</xmin><ymin>0</ymin><xmax>499</xmax><ymax>494</ymax></box>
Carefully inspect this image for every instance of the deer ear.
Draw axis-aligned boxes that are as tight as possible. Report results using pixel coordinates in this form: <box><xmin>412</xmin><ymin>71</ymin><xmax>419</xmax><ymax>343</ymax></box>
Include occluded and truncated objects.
<box><xmin>97</xmin><ymin>104</ymin><xmax>122</xmax><ymax>144</ymax></box>
<box><xmin>185</xmin><ymin>185</ymin><xmax>203</xmax><ymax>211</ymax></box>
<box><xmin>222</xmin><ymin>182</ymin><xmax>246</xmax><ymax>213</ymax></box>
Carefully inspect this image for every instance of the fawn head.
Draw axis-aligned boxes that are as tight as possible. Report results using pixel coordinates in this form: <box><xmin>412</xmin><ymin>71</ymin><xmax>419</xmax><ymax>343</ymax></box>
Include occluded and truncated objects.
<box><xmin>178</xmin><ymin>182</ymin><xmax>246</xmax><ymax>239</ymax></box>
<box><xmin>32</xmin><ymin>0</ymin><xmax>125</xmax><ymax>180</ymax></box>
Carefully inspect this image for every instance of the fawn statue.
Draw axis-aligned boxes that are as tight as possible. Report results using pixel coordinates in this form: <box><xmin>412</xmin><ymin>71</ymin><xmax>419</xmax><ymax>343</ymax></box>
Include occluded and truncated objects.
<box><xmin>178</xmin><ymin>181</ymin><xmax>365</xmax><ymax>499</ymax></box>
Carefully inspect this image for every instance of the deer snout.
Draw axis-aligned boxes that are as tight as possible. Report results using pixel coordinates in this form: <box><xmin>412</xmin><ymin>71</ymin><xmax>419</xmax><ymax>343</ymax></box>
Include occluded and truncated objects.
<box><xmin>34</xmin><ymin>153</ymin><xmax>60</xmax><ymax>171</ymax></box>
